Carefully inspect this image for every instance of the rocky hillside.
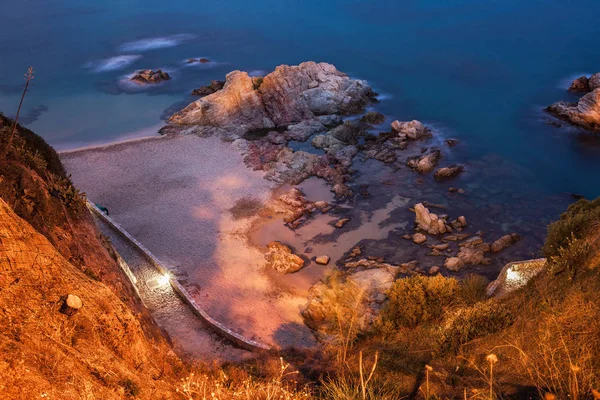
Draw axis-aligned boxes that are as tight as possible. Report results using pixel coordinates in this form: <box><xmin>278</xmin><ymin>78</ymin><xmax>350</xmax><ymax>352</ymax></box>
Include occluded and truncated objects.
<box><xmin>0</xmin><ymin>116</ymin><xmax>184</xmax><ymax>398</ymax></box>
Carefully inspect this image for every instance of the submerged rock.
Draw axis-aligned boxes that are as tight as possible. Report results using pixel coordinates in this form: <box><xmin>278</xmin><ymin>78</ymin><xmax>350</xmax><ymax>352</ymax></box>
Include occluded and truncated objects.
<box><xmin>406</xmin><ymin>149</ymin><xmax>441</xmax><ymax>173</ymax></box>
<box><xmin>316</xmin><ymin>255</ymin><xmax>330</xmax><ymax>265</ymax></box>
<box><xmin>491</xmin><ymin>233</ymin><xmax>522</xmax><ymax>253</ymax></box>
<box><xmin>360</xmin><ymin>111</ymin><xmax>385</xmax><ymax>124</ymax></box>
<box><xmin>434</xmin><ymin>165</ymin><xmax>465</xmax><ymax>181</ymax></box>
<box><xmin>130</xmin><ymin>69</ymin><xmax>171</xmax><ymax>84</ymax></box>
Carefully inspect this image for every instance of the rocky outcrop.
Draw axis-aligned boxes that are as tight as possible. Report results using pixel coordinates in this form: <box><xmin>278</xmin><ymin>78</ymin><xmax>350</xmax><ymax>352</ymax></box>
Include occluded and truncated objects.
<box><xmin>187</xmin><ymin>58</ymin><xmax>211</xmax><ymax>64</ymax></box>
<box><xmin>549</xmin><ymin>73</ymin><xmax>600</xmax><ymax>131</ymax></box>
<box><xmin>406</xmin><ymin>149</ymin><xmax>441</xmax><ymax>173</ymax></box>
<box><xmin>491</xmin><ymin>233</ymin><xmax>522</xmax><ymax>253</ymax></box>
<box><xmin>360</xmin><ymin>111</ymin><xmax>385</xmax><ymax>124</ymax></box>
<box><xmin>130</xmin><ymin>69</ymin><xmax>171</xmax><ymax>84</ymax></box>
<box><xmin>265</xmin><ymin>241</ymin><xmax>305</xmax><ymax>273</ymax></box>
<box><xmin>547</xmin><ymin>89</ymin><xmax>600</xmax><ymax>131</ymax></box>
<box><xmin>170</xmin><ymin>62</ymin><xmax>375</xmax><ymax>130</ymax></box>
<box><xmin>569</xmin><ymin>76</ymin><xmax>590</xmax><ymax>92</ymax></box>
<box><xmin>191</xmin><ymin>79</ymin><xmax>225</xmax><ymax>96</ymax></box>
<box><xmin>434</xmin><ymin>165</ymin><xmax>465</xmax><ymax>181</ymax></box>
<box><xmin>414</xmin><ymin>203</ymin><xmax>451</xmax><ymax>235</ymax></box>
<box><xmin>391</xmin><ymin>120</ymin><xmax>431</xmax><ymax>140</ymax></box>
<box><xmin>486</xmin><ymin>258</ymin><xmax>547</xmax><ymax>296</ymax></box>
<box><xmin>170</xmin><ymin>71</ymin><xmax>273</xmax><ymax>130</ymax></box>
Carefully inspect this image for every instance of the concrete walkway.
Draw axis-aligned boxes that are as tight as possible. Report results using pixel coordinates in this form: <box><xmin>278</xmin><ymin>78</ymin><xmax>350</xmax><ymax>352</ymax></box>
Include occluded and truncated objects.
<box><xmin>93</xmin><ymin>214</ymin><xmax>251</xmax><ymax>362</ymax></box>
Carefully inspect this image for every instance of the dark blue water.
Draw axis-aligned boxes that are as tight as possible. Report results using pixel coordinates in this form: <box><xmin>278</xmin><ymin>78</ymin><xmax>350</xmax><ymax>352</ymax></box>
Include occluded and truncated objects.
<box><xmin>2</xmin><ymin>0</ymin><xmax>600</xmax><ymax>198</ymax></box>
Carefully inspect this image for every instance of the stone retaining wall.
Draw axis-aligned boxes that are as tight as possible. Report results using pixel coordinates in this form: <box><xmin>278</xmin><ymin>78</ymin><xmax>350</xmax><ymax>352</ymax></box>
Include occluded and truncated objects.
<box><xmin>86</xmin><ymin>201</ymin><xmax>271</xmax><ymax>352</ymax></box>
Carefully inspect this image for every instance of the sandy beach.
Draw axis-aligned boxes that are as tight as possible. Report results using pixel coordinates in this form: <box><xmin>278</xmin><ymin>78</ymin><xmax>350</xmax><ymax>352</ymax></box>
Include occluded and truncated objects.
<box><xmin>61</xmin><ymin>134</ymin><xmax>317</xmax><ymax>348</ymax></box>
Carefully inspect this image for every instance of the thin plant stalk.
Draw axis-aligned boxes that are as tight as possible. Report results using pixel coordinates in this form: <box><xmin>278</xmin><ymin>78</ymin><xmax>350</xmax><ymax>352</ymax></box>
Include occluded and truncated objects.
<box><xmin>2</xmin><ymin>67</ymin><xmax>34</xmax><ymax>160</ymax></box>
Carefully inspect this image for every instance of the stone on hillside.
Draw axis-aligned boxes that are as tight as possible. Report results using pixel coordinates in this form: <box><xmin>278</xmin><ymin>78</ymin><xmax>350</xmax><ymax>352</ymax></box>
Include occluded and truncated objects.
<box><xmin>429</xmin><ymin>266</ymin><xmax>440</xmax><ymax>275</ymax></box>
<box><xmin>491</xmin><ymin>233</ymin><xmax>522</xmax><ymax>253</ymax></box>
<box><xmin>59</xmin><ymin>294</ymin><xmax>83</xmax><ymax>316</ymax></box>
<box><xmin>265</xmin><ymin>241</ymin><xmax>305</xmax><ymax>274</ymax></box>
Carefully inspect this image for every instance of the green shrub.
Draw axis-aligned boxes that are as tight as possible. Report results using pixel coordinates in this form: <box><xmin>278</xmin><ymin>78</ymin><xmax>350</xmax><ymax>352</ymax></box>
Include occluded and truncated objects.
<box><xmin>440</xmin><ymin>300</ymin><xmax>514</xmax><ymax>353</ymax></box>
<box><xmin>548</xmin><ymin>234</ymin><xmax>592</xmax><ymax>278</ymax></box>
<box><xmin>543</xmin><ymin>197</ymin><xmax>600</xmax><ymax>258</ymax></box>
<box><xmin>380</xmin><ymin>275</ymin><xmax>459</xmax><ymax>329</ymax></box>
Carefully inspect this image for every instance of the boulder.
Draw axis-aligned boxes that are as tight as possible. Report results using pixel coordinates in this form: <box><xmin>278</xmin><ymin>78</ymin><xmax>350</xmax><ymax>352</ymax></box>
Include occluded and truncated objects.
<box><xmin>265</xmin><ymin>241</ymin><xmax>305</xmax><ymax>274</ymax></box>
<box><xmin>414</xmin><ymin>203</ymin><xmax>449</xmax><ymax>235</ymax></box>
<box><xmin>406</xmin><ymin>149</ymin><xmax>441</xmax><ymax>173</ymax></box>
<box><xmin>316</xmin><ymin>255</ymin><xmax>330</xmax><ymax>265</ymax></box>
<box><xmin>412</xmin><ymin>233</ymin><xmax>427</xmax><ymax>244</ymax></box>
<box><xmin>191</xmin><ymin>80</ymin><xmax>225</xmax><ymax>96</ymax></box>
<box><xmin>187</xmin><ymin>58</ymin><xmax>211</xmax><ymax>64</ymax></box>
<box><xmin>59</xmin><ymin>294</ymin><xmax>83</xmax><ymax>316</ymax></box>
<box><xmin>391</xmin><ymin>120</ymin><xmax>431</xmax><ymax>140</ymax></box>
<box><xmin>491</xmin><ymin>233</ymin><xmax>522</xmax><ymax>253</ymax></box>
<box><xmin>486</xmin><ymin>258</ymin><xmax>546</xmax><ymax>297</ymax></box>
<box><xmin>259</xmin><ymin>62</ymin><xmax>376</xmax><ymax>125</ymax></box>
<box><xmin>130</xmin><ymin>69</ymin><xmax>171</xmax><ymax>84</ymax></box>
<box><xmin>434</xmin><ymin>165</ymin><xmax>465</xmax><ymax>181</ymax></box>
<box><xmin>445</xmin><ymin>247</ymin><xmax>489</xmax><ymax>271</ymax></box>
<box><xmin>335</xmin><ymin>218</ymin><xmax>351</xmax><ymax>228</ymax></box>
<box><xmin>429</xmin><ymin>266</ymin><xmax>440</xmax><ymax>275</ymax></box>
<box><xmin>547</xmin><ymin>88</ymin><xmax>600</xmax><ymax>131</ymax></box>
<box><xmin>568</xmin><ymin>76</ymin><xmax>590</xmax><ymax>93</ymax></box>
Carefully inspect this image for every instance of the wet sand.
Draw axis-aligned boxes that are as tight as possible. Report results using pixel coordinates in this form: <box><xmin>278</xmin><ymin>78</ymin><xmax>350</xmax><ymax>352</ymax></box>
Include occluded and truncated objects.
<box><xmin>61</xmin><ymin>134</ymin><xmax>316</xmax><ymax>348</ymax></box>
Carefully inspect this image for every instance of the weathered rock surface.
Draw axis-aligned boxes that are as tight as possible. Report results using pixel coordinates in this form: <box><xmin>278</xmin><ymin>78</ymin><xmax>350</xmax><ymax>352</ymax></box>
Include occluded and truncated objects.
<box><xmin>412</xmin><ymin>232</ymin><xmax>427</xmax><ymax>244</ymax></box>
<box><xmin>491</xmin><ymin>233</ymin><xmax>522</xmax><ymax>253</ymax></box>
<box><xmin>171</xmin><ymin>62</ymin><xmax>375</xmax><ymax>130</ymax></box>
<box><xmin>187</xmin><ymin>58</ymin><xmax>211</xmax><ymax>64</ymax></box>
<box><xmin>444</xmin><ymin>247</ymin><xmax>490</xmax><ymax>271</ymax></box>
<box><xmin>316</xmin><ymin>255</ymin><xmax>330</xmax><ymax>265</ymax></box>
<box><xmin>59</xmin><ymin>294</ymin><xmax>83</xmax><ymax>316</ymax></box>
<box><xmin>170</xmin><ymin>71</ymin><xmax>273</xmax><ymax>130</ymax></box>
<box><xmin>569</xmin><ymin>76</ymin><xmax>590</xmax><ymax>92</ymax></box>
<box><xmin>407</xmin><ymin>149</ymin><xmax>441</xmax><ymax>173</ymax></box>
<box><xmin>191</xmin><ymin>79</ymin><xmax>225</xmax><ymax>96</ymax></box>
<box><xmin>547</xmin><ymin>88</ymin><xmax>600</xmax><ymax>131</ymax></box>
<box><xmin>360</xmin><ymin>111</ymin><xmax>385</xmax><ymax>124</ymax></box>
<box><xmin>130</xmin><ymin>69</ymin><xmax>171</xmax><ymax>84</ymax></box>
<box><xmin>265</xmin><ymin>241</ymin><xmax>305</xmax><ymax>273</ymax></box>
<box><xmin>391</xmin><ymin>120</ymin><xmax>431</xmax><ymax>140</ymax></box>
<box><xmin>414</xmin><ymin>203</ymin><xmax>450</xmax><ymax>235</ymax></box>
<box><xmin>487</xmin><ymin>258</ymin><xmax>547</xmax><ymax>297</ymax></box>
<box><xmin>434</xmin><ymin>165</ymin><xmax>465</xmax><ymax>181</ymax></box>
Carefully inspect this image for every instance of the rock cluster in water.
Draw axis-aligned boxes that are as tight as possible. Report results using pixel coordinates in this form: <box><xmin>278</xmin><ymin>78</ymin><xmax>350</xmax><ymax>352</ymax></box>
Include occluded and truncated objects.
<box><xmin>130</xmin><ymin>69</ymin><xmax>171</xmax><ymax>84</ymax></box>
<box><xmin>547</xmin><ymin>72</ymin><xmax>600</xmax><ymax>131</ymax></box>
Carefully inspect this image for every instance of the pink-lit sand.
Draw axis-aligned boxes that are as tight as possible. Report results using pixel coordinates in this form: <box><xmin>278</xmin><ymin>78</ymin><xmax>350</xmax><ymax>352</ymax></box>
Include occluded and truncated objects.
<box><xmin>61</xmin><ymin>134</ymin><xmax>315</xmax><ymax>348</ymax></box>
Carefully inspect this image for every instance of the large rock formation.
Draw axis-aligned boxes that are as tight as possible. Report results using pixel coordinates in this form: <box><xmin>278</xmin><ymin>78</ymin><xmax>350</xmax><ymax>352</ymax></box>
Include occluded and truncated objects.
<box><xmin>265</xmin><ymin>241</ymin><xmax>305</xmax><ymax>273</ymax></box>
<box><xmin>170</xmin><ymin>71</ymin><xmax>273</xmax><ymax>131</ymax></box>
<box><xmin>169</xmin><ymin>62</ymin><xmax>376</xmax><ymax>131</ymax></box>
<box><xmin>548</xmin><ymin>73</ymin><xmax>600</xmax><ymax>131</ymax></box>
<box><xmin>414</xmin><ymin>203</ymin><xmax>450</xmax><ymax>235</ymax></box>
<box><xmin>547</xmin><ymin>89</ymin><xmax>600</xmax><ymax>131</ymax></box>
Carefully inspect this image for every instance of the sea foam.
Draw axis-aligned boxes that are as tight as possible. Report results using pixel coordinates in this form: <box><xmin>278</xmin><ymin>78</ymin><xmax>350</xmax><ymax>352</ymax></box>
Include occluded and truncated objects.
<box><xmin>118</xmin><ymin>34</ymin><xmax>195</xmax><ymax>52</ymax></box>
<box><xmin>86</xmin><ymin>55</ymin><xmax>142</xmax><ymax>72</ymax></box>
